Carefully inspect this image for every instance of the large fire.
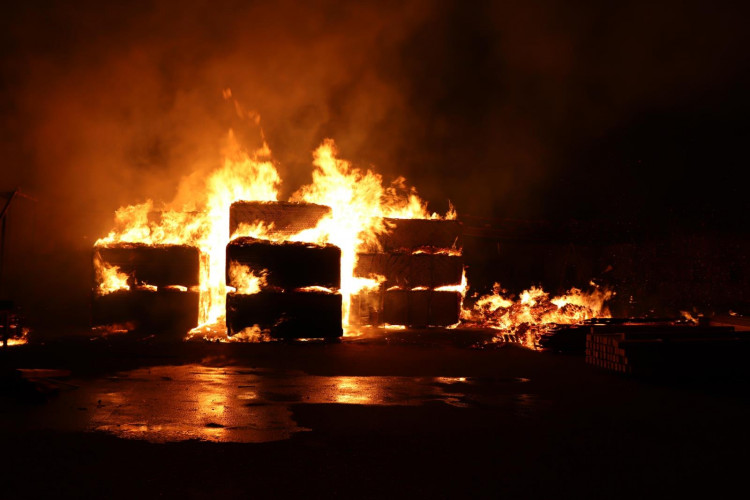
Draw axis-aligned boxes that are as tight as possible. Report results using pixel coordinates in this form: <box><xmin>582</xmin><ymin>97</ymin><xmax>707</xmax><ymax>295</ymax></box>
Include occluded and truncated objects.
<box><xmin>94</xmin><ymin>107</ymin><xmax>611</xmax><ymax>345</ymax></box>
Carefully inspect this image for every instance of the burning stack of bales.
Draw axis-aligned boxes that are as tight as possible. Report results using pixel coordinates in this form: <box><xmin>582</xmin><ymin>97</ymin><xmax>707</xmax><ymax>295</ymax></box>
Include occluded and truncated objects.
<box><xmin>352</xmin><ymin>218</ymin><xmax>463</xmax><ymax>327</ymax></box>
<box><xmin>92</xmin><ymin>242</ymin><xmax>200</xmax><ymax>335</ymax></box>
<box><xmin>226</xmin><ymin>201</ymin><xmax>342</xmax><ymax>339</ymax></box>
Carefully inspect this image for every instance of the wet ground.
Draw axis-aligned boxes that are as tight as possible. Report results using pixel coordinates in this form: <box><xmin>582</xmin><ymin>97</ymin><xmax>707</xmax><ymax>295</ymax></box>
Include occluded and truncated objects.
<box><xmin>2</xmin><ymin>330</ymin><xmax>749</xmax><ymax>498</ymax></box>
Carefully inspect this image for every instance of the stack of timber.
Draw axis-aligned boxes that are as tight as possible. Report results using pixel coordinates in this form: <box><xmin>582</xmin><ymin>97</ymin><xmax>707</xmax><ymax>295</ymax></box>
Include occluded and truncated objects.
<box><xmin>229</xmin><ymin>201</ymin><xmax>331</xmax><ymax>238</ymax></box>
<box><xmin>226</xmin><ymin>236</ymin><xmax>342</xmax><ymax>339</ymax></box>
<box><xmin>92</xmin><ymin>244</ymin><xmax>200</xmax><ymax>335</ymax></box>
<box><xmin>352</xmin><ymin>218</ymin><xmax>463</xmax><ymax>327</ymax></box>
<box><xmin>585</xmin><ymin>324</ymin><xmax>750</xmax><ymax>377</ymax></box>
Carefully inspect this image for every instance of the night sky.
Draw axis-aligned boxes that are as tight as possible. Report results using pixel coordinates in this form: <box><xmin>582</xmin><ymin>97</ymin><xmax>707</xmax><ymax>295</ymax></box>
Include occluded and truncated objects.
<box><xmin>2</xmin><ymin>0</ymin><xmax>749</xmax><ymax>245</ymax></box>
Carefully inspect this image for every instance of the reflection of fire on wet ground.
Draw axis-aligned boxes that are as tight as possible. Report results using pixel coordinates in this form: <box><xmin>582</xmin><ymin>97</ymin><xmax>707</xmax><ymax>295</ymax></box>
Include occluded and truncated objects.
<box><xmin>23</xmin><ymin>365</ymin><xmax>537</xmax><ymax>443</ymax></box>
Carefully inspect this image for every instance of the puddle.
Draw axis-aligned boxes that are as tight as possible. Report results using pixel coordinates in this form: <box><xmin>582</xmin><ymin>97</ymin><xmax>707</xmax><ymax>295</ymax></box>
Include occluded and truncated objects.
<box><xmin>14</xmin><ymin>365</ymin><xmax>535</xmax><ymax>443</ymax></box>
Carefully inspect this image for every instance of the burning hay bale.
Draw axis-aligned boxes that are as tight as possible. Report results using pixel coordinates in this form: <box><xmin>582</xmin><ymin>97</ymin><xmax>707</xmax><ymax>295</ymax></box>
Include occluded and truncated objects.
<box><xmin>94</xmin><ymin>243</ymin><xmax>200</xmax><ymax>289</ymax></box>
<box><xmin>225</xmin><ymin>236</ymin><xmax>342</xmax><ymax>339</ymax></box>
<box><xmin>226</xmin><ymin>291</ymin><xmax>342</xmax><ymax>339</ymax></box>
<box><xmin>92</xmin><ymin>244</ymin><xmax>201</xmax><ymax>335</ymax></box>
<box><xmin>355</xmin><ymin>252</ymin><xmax>463</xmax><ymax>289</ymax></box>
<box><xmin>382</xmin><ymin>289</ymin><xmax>462</xmax><ymax>327</ymax></box>
<box><xmin>92</xmin><ymin>288</ymin><xmax>200</xmax><ymax>336</ymax></box>
<box><xmin>352</xmin><ymin>218</ymin><xmax>464</xmax><ymax>327</ymax></box>
<box><xmin>227</xmin><ymin>237</ymin><xmax>340</xmax><ymax>291</ymax></box>
<box><xmin>366</xmin><ymin>218</ymin><xmax>463</xmax><ymax>253</ymax></box>
<box><xmin>230</xmin><ymin>201</ymin><xmax>331</xmax><ymax>238</ymax></box>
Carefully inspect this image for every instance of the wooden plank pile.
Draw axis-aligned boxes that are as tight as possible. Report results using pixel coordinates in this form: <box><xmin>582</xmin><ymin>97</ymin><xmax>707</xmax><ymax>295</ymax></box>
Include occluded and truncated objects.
<box><xmin>227</xmin><ymin>202</ymin><xmax>342</xmax><ymax>339</ymax></box>
<box><xmin>352</xmin><ymin>218</ymin><xmax>463</xmax><ymax>327</ymax></box>
<box><xmin>585</xmin><ymin>323</ymin><xmax>750</xmax><ymax>376</ymax></box>
<box><xmin>92</xmin><ymin>243</ymin><xmax>200</xmax><ymax>335</ymax></box>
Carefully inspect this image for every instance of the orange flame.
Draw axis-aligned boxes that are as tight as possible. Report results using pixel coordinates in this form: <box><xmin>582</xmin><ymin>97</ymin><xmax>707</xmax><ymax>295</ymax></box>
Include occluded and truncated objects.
<box><xmin>461</xmin><ymin>283</ymin><xmax>613</xmax><ymax>348</ymax></box>
<box><xmin>94</xmin><ymin>255</ymin><xmax>131</xmax><ymax>295</ymax></box>
<box><xmin>227</xmin><ymin>262</ymin><xmax>267</xmax><ymax>295</ymax></box>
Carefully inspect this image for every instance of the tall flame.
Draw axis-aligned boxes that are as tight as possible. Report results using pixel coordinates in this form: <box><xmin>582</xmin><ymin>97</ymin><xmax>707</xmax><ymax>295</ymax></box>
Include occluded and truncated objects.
<box><xmin>290</xmin><ymin>139</ymin><xmax>440</xmax><ymax>326</ymax></box>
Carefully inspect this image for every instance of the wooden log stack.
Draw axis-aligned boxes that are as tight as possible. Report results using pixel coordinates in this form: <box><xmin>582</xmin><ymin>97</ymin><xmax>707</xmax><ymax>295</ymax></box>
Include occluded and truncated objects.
<box><xmin>92</xmin><ymin>244</ymin><xmax>201</xmax><ymax>335</ymax></box>
<box><xmin>352</xmin><ymin>218</ymin><xmax>464</xmax><ymax>327</ymax></box>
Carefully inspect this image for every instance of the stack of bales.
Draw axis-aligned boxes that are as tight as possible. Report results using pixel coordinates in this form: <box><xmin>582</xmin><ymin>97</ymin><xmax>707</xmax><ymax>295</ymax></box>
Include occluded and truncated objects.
<box><xmin>352</xmin><ymin>218</ymin><xmax>463</xmax><ymax>327</ymax></box>
<box><xmin>226</xmin><ymin>201</ymin><xmax>341</xmax><ymax>339</ymax></box>
<box><xmin>92</xmin><ymin>243</ymin><xmax>200</xmax><ymax>335</ymax></box>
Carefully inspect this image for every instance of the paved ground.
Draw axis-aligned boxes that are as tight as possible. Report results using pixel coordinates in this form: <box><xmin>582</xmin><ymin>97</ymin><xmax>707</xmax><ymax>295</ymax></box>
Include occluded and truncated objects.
<box><xmin>1</xmin><ymin>330</ymin><xmax>749</xmax><ymax>498</ymax></box>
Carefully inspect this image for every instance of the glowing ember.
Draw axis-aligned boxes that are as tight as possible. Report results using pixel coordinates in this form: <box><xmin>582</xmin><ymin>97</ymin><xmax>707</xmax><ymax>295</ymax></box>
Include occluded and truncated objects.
<box><xmin>460</xmin><ymin>283</ymin><xmax>613</xmax><ymax>348</ymax></box>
